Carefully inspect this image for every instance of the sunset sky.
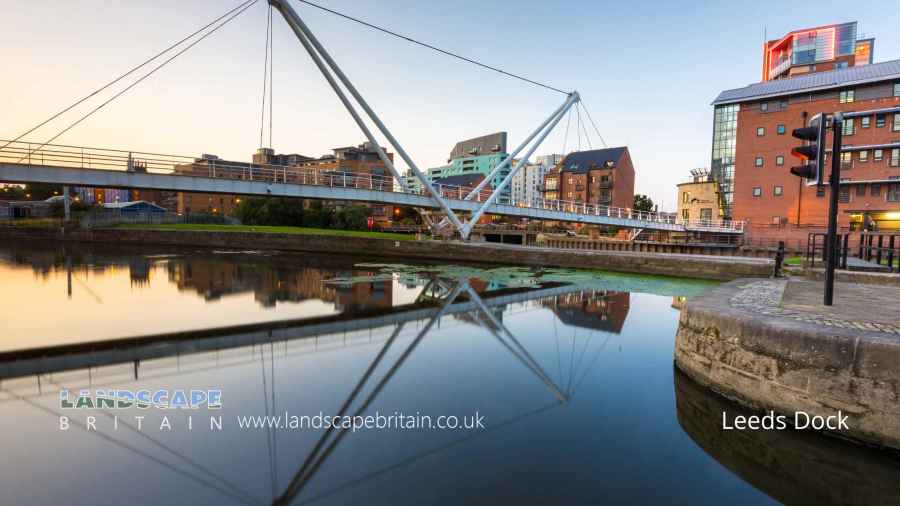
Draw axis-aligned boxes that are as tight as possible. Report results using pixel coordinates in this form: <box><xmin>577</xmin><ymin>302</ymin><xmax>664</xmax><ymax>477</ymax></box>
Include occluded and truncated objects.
<box><xmin>2</xmin><ymin>0</ymin><xmax>899</xmax><ymax>210</ymax></box>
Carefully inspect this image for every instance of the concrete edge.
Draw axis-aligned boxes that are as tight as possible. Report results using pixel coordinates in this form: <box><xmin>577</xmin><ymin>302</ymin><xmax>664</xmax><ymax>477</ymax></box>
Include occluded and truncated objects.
<box><xmin>674</xmin><ymin>279</ymin><xmax>900</xmax><ymax>450</ymax></box>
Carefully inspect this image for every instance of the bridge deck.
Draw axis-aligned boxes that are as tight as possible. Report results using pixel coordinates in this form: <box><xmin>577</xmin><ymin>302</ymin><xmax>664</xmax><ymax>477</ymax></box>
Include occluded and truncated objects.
<box><xmin>0</xmin><ymin>162</ymin><xmax>742</xmax><ymax>233</ymax></box>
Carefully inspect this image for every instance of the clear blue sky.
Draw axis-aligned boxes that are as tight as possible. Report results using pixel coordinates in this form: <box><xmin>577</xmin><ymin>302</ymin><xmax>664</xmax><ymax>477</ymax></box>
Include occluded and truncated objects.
<box><xmin>2</xmin><ymin>0</ymin><xmax>898</xmax><ymax>210</ymax></box>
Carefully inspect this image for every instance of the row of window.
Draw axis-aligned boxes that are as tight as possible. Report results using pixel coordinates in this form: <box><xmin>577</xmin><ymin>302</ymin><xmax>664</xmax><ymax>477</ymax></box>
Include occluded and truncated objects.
<box><xmin>753</xmin><ymin>148</ymin><xmax>900</xmax><ymax>167</ymax></box>
<box><xmin>752</xmin><ymin>186</ymin><xmax>784</xmax><ymax>197</ymax></box>
<box><xmin>842</xmin><ymin>114</ymin><xmax>900</xmax><ymax>135</ymax></box>
<box><xmin>751</xmin><ymin>181</ymin><xmax>900</xmax><ymax>199</ymax></box>
<box><xmin>756</xmin><ymin>113</ymin><xmax>900</xmax><ymax>139</ymax></box>
<box><xmin>838</xmin><ymin>148</ymin><xmax>900</xmax><ymax>166</ymax></box>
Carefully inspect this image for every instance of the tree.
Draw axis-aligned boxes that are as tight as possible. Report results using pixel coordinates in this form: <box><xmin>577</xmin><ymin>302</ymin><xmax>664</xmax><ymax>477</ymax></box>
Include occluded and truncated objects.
<box><xmin>233</xmin><ymin>197</ymin><xmax>304</xmax><ymax>226</ymax></box>
<box><xmin>633</xmin><ymin>194</ymin><xmax>654</xmax><ymax>213</ymax></box>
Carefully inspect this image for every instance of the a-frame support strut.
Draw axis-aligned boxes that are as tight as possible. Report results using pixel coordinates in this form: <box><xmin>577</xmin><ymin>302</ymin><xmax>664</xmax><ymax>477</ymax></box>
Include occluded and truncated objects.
<box><xmin>270</xmin><ymin>0</ymin><xmax>574</xmax><ymax>239</ymax></box>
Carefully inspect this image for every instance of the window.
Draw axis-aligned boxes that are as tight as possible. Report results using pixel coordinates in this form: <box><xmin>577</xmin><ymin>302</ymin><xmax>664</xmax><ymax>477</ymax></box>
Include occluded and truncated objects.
<box><xmin>755</xmin><ymin>156</ymin><xmax>764</xmax><ymax>167</ymax></box>
<box><xmin>872</xmin><ymin>184</ymin><xmax>881</xmax><ymax>197</ymax></box>
<box><xmin>894</xmin><ymin>83</ymin><xmax>900</xmax><ymax>97</ymax></box>
<box><xmin>837</xmin><ymin>61</ymin><xmax>849</xmax><ymax>69</ymax></box>
<box><xmin>875</xmin><ymin>149</ymin><xmax>884</xmax><ymax>161</ymax></box>
<box><xmin>682</xmin><ymin>209</ymin><xmax>690</xmax><ymax>220</ymax></box>
<box><xmin>841</xmin><ymin>151</ymin><xmax>852</xmax><ymax>167</ymax></box>
<box><xmin>774</xmin><ymin>185</ymin><xmax>783</xmax><ymax>196</ymax></box>
<box><xmin>752</xmin><ymin>186</ymin><xmax>762</xmax><ymax>197</ymax></box>
<box><xmin>842</xmin><ymin>118</ymin><xmax>855</xmax><ymax>136</ymax></box>
<box><xmin>839</xmin><ymin>90</ymin><xmax>855</xmax><ymax>103</ymax></box>
<box><xmin>892</xmin><ymin>149</ymin><xmax>900</xmax><ymax>167</ymax></box>
<box><xmin>760</xmin><ymin>102</ymin><xmax>768</xmax><ymax>112</ymax></box>
<box><xmin>857</xmin><ymin>184</ymin><xmax>867</xmax><ymax>197</ymax></box>
<box><xmin>859</xmin><ymin>150</ymin><xmax>869</xmax><ymax>162</ymax></box>
<box><xmin>777</xmin><ymin>124</ymin><xmax>786</xmax><ymax>135</ymax></box>
<box><xmin>861</xmin><ymin>116</ymin><xmax>871</xmax><ymax>128</ymax></box>
<box><xmin>756</xmin><ymin>127</ymin><xmax>765</xmax><ymax>136</ymax></box>
<box><xmin>700</xmin><ymin>208</ymin><xmax>712</xmax><ymax>221</ymax></box>
<box><xmin>839</xmin><ymin>187</ymin><xmax>851</xmax><ymax>203</ymax></box>
<box><xmin>682</xmin><ymin>191</ymin><xmax>690</xmax><ymax>204</ymax></box>
<box><xmin>816</xmin><ymin>186</ymin><xmax>825</xmax><ymax>197</ymax></box>
<box><xmin>876</xmin><ymin>114</ymin><xmax>886</xmax><ymax>128</ymax></box>
<box><xmin>893</xmin><ymin>114</ymin><xmax>900</xmax><ymax>132</ymax></box>
<box><xmin>776</xmin><ymin>155</ymin><xmax>784</xmax><ymax>166</ymax></box>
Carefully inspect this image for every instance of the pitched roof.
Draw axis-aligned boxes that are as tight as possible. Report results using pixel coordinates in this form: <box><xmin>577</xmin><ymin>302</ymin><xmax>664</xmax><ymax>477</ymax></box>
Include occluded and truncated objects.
<box><xmin>558</xmin><ymin>147</ymin><xmax>627</xmax><ymax>173</ymax></box>
<box><xmin>432</xmin><ymin>173</ymin><xmax>485</xmax><ymax>187</ymax></box>
<box><xmin>713</xmin><ymin>59</ymin><xmax>900</xmax><ymax>105</ymax></box>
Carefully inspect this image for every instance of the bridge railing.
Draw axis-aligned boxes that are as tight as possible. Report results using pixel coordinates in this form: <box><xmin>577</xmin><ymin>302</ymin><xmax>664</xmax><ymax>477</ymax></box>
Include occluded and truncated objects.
<box><xmin>0</xmin><ymin>139</ymin><xmax>746</xmax><ymax>232</ymax></box>
<box><xmin>0</xmin><ymin>139</ymin><xmax>195</xmax><ymax>173</ymax></box>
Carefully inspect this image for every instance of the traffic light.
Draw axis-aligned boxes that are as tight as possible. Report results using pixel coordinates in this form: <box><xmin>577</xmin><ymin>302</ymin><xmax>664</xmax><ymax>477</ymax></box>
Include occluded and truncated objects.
<box><xmin>789</xmin><ymin>116</ymin><xmax>826</xmax><ymax>185</ymax></box>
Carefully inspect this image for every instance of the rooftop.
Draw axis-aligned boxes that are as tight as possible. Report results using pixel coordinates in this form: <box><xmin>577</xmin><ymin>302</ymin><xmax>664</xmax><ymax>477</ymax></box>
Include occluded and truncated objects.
<box><xmin>714</xmin><ymin>58</ymin><xmax>900</xmax><ymax>105</ymax></box>
<box><xmin>557</xmin><ymin>147</ymin><xmax>628</xmax><ymax>173</ymax></box>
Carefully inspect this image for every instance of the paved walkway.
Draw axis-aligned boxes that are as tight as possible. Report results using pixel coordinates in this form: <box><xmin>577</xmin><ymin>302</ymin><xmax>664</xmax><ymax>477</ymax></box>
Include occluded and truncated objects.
<box><xmin>729</xmin><ymin>278</ymin><xmax>900</xmax><ymax>336</ymax></box>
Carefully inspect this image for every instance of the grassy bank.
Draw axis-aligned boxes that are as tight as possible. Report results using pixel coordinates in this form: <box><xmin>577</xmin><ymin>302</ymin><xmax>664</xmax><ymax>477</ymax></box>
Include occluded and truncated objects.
<box><xmin>114</xmin><ymin>223</ymin><xmax>416</xmax><ymax>241</ymax></box>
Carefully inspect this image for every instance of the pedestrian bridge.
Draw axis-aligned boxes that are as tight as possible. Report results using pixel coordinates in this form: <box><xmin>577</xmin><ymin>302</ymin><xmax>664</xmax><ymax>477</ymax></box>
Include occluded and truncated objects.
<box><xmin>0</xmin><ymin>140</ymin><xmax>744</xmax><ymax>235</ymax></box>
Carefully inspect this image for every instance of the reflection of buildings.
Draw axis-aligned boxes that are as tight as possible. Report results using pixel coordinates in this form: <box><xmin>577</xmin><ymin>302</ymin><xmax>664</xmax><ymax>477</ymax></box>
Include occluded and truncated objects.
<box><xmin>167</xmin><ymin>258</ymin><xmax>393</xmax><ymax>312</ymax></box>
<box><xmin>543</xmin><ymin>290</ymin><xmax>631</xmax><ymax>333</ymax></box>
<box><xmin>128</xmin><ymin>257</ymin><xmax>151</xmax><ymax>287</ymax></box>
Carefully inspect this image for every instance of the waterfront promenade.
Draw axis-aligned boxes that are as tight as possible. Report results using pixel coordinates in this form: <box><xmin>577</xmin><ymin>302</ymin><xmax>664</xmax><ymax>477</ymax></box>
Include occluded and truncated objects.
<box><xmin>676</xmin><ymin>278</ymin><xmax>900</xmax><ymax>450</ymax></box>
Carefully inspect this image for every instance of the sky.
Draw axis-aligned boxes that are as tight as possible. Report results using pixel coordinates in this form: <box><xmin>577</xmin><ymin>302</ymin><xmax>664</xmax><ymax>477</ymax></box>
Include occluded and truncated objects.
<box><xmin>2</xmin><ymin>0</ymin><xmax>899</xmax><ymax>211</ymax></box>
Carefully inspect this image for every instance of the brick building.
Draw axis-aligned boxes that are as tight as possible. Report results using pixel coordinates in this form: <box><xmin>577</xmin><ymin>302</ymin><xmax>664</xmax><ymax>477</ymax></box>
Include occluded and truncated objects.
<box><xmin>713</xmin><ymin>31</ymin><xmax>900</xmax><ymax>245</ymax></box>
<box><xmin>172</xmin><ymin>143</ymin><xmax>396</xmax><ymax>224</ymax></box>
<box><xmin>542</xmin><ymin>147</ymin><xmax>635</xmax><ymax>210</ymax></box>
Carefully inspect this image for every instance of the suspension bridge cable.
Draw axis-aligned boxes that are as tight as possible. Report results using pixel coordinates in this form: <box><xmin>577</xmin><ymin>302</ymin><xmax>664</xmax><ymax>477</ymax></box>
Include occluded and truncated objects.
<box><xmin>576</xmin><ymin>104</ymin><xmax>583</xmax><ymax>152</ymax></box>
<box><xmin>580</xmin><ymin>99</ymin><xmax>608</xmax><ymax>148</ymax></box>
<box><xmin>0</xmin><ymin>0</ymin><xmax>256</xmax><ymax>153</ymax></box>
<box><xmin>16</xmin><ymin>0</ymin><xmax>259</xmax><ymax>164</ymax></box>
<box><xmin>561</xmin><ymin>107</ymin><xmax>572</xmax><ymax>155</ymax></box>
<box><xmin>259</xmin><ymin>3</ymin><xmax>273</xmax><ymax>148</ymax></box>
<box><xmin>578</xmin><ymin>102</ymin><xmax>593</xmax><ymax>150</ymax></box>
<box><xmin>295</xmin><ymin>0</ymin><xmax>568</xmax><ymax>95</ymax></box>
<box><xmin>269</xmin><ymin>5</ymin><xmax>274</xmax><ymax>149</ymax></box>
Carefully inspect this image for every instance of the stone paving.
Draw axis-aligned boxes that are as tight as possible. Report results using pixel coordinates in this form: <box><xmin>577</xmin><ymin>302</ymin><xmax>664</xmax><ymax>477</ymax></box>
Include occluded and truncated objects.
<box><xmin>729</xmin><ymin>278</ymin><xmax>900</xmax><ymax>336</ymax></box>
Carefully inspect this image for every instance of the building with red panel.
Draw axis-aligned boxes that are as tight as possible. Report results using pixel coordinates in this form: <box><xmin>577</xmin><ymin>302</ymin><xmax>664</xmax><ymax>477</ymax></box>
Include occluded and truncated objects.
<box><xmin>762</xmin><ymin>21</ymin><xmax>874</xmax><ymax>82</ymax></box>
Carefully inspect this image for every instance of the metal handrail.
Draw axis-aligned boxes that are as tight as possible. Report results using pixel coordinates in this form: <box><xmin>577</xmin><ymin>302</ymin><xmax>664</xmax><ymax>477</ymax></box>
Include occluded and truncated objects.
<box><xmin>0</xmin><ymin>139</ymin><xmax>748</xmax><ymax>232</ymax></box>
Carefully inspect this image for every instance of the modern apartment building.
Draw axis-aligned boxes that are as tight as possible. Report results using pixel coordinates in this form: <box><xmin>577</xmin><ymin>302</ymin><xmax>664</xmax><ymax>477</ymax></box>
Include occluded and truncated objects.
<box><xmin>712</xmin><ymin>58</ymin><xmax>900</xmax><ymax>242</ymax></box>
<box><xmin>542</xmin><ymin>147</ymin><xmax>635</xmax><ymax>210</ymax></box>
<box><xmin>762</xmin><ymin>21</ymin><xmax>874</xmax><ymax>81</ymax></box>
<box><xmin>511</xmin><ymin>153</ymin><xmax>563</xmax><ymax>207</ymax></box>
<box><xmin>415</xmin><ymin>132</ymin><xmax>511</xmax><ymax>203</ymax></box>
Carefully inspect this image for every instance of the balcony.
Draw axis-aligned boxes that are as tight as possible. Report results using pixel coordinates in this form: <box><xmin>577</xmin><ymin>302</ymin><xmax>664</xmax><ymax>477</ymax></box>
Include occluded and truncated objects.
<box><xmin>597</xmin><ymin>181</ymin><xmax>612</xmax><ymax>189</ymax></box>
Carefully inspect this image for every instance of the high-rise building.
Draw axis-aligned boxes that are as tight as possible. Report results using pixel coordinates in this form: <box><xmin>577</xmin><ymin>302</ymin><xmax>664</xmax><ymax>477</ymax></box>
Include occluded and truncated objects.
<box><xmin>762</xmin><ymin>21</ymin><xmax>874</xmax><ymax>81</ymax></box>
<box><xmin>413</xmin><ymin>132</ymin><xmax>511</xmax><ymax>202</ymax></box>
<box><xmin>712</xmin><ymin>53</ymin><xmax>900</xmax><ymax>243</ymax></box>
<box><xmin>542</xmin><ymin>147</ymin><xmax>635</xmax><ymax>210</ymax></box>
<box><xmin>511</xmin><ymin>154</ymin><xmax>563</xmax><ymax>207</ymax></box>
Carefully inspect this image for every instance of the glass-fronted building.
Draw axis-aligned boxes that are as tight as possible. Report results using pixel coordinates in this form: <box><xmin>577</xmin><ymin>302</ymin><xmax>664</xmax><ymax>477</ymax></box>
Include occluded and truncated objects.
<box><xmin>710</xmin><ymin>104</ymin><xmax>738</xmax><ymax>218</ymax></box>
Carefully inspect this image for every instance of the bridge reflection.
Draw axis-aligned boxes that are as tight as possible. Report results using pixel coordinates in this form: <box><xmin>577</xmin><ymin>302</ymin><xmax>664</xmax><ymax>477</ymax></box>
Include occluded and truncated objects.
<box><xmin>0</xmin><ymin>263</ymin><xmax>634</xmax><ymax>505</ymax></box>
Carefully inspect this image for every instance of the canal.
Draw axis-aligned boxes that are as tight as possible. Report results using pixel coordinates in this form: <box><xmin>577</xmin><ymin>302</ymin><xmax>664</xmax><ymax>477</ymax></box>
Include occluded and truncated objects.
<box><xmin>0</xmin><ymin>242</ymin><xmax>897</xmax><ymax>505</ymax></box>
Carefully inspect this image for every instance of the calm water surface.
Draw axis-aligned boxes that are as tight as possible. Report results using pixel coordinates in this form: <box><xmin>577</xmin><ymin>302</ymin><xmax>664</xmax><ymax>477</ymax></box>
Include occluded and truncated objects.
<box><xmin>1</xmin><ymin>242</ymin><xmax>897</xmax><ymax>505</ymax></box>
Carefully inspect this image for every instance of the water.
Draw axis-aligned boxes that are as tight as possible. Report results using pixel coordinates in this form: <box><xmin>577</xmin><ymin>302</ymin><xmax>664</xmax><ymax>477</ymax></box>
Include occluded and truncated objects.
<box><xmin>0</xmin><ymin>242</ymin><xmax>897</xmax><ymax>506</ymax></box>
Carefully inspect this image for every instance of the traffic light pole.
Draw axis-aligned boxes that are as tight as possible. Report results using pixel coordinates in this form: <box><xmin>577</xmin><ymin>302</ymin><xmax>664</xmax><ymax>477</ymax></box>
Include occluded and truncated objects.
<box><xmin>824</xmin><ymin>113</ymin><xmax>843</xmax><ymax>306</ymax></box>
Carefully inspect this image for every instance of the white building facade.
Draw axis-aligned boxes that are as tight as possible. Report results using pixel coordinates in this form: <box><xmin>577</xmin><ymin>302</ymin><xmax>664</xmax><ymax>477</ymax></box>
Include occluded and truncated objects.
<box><xmin>511</xmin><ymin>154</ymin><xmax>563</xmax><ymax>207</ymax></box>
